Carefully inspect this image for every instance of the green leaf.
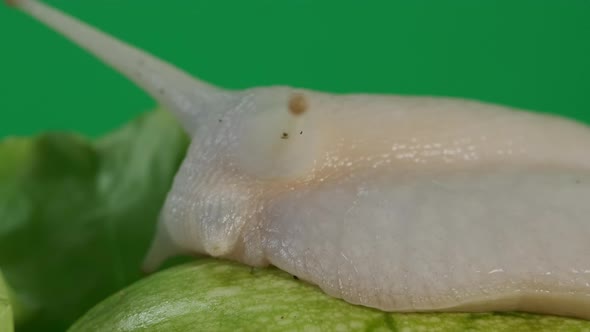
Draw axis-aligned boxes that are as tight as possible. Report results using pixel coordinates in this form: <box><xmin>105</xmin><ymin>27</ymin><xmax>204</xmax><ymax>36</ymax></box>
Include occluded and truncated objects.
<box><xmin>0</xmin><ymin>270</ymin><xmax>14</xmax><ymax>332</ymax></box>
<box><xmin>0</xmin><ymin>110</ymin><xmax>189</xmax><ymax>331</ymax></box>
<box><xmin>69</xmin><ymin>259</ymin><xmax>590</xmax><ymax>332</ymax></box>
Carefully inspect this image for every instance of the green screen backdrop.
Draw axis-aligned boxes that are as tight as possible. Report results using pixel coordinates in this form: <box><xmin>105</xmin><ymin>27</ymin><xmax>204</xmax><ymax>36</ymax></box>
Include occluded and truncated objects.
<box><xmin>1</xmin><ymin>0</ymin><xmax>589</xmax><ymax>138</ymax></box>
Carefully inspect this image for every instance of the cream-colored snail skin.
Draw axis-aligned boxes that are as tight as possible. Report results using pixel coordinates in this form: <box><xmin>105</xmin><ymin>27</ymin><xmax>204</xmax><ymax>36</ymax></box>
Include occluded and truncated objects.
<box><xmin>9</xmin><ymin>0</ymin><xmax>590</xmax><ymax>320</ymax></box>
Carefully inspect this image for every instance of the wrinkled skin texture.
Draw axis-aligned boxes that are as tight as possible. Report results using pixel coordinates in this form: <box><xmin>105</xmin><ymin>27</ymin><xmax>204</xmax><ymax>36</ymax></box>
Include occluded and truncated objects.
<box><xmin>155</xmin><ymin>90</ymin><xmax>590</xmax><ymax>318</ymax></box>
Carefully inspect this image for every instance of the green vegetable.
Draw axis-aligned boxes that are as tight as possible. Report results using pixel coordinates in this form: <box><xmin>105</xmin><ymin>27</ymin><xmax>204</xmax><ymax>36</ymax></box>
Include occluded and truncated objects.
<box><xmin>0</xmin><ymin>271</ymin><xmax>14</xmax><ymax>332</ymax></box>
<box><xmin>1</xmin><ymin>110</ymin><xmax>589</xmax><ymax>331</ymax></box>
<box><xmin>70</xmin><ymin>259</ymin><xmax>590</xmax><ymax>332</ymax></box>
<box><xmin>0</xmin><ymin>110</ymin><xmax>189</xmax><ymax>331</ymax></box>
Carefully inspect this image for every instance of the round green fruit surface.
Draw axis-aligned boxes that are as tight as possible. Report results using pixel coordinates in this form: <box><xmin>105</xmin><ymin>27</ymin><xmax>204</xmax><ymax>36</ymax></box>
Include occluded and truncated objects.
<box><xmin>70</xmin><ymin>259</ymin><xmax>590</xmax><ymax>332</ymax></box>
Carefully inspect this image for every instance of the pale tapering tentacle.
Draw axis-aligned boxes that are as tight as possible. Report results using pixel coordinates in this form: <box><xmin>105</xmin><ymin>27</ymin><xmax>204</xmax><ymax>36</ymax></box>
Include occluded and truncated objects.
<box><xmin>10</xmin><ymin>0</ymin><xmax>232</xmax><ymax>134</ymax></box>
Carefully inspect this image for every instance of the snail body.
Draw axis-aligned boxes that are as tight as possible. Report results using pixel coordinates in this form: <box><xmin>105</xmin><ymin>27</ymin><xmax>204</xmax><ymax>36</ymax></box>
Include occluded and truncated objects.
<box><xmin>10</xmin><ymin>0</ymin><xmax>590</xmax><ymax>319</ymax></box>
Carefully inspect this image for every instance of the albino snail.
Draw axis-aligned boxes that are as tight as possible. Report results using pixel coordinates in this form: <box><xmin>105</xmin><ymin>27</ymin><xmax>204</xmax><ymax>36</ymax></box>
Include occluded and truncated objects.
<box><xmin>10</xmin><ymin>0</ymin><xmax>590</xmax><ymax>320</ymax></box>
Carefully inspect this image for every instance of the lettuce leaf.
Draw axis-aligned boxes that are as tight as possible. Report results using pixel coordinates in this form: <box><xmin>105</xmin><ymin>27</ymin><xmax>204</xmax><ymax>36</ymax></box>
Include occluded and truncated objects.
<box><xmin>0</xmin><ymin>271</ymin><xmax>14</xmax><ymax>332</ymax></box>
<box><xmin>0</xmin><ymin>110</ymin><xmax>189</xmax><ymax>331</ymax></box>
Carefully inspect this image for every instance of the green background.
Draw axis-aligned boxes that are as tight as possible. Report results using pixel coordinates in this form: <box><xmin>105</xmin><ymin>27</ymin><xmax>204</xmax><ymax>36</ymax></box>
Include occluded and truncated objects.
<box><xmin>1</xmin><ymin>0</ymin><xmax>589</xmax><ymax>139</ymax></box>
